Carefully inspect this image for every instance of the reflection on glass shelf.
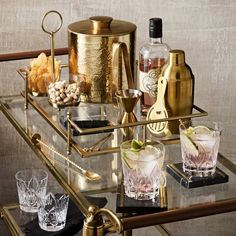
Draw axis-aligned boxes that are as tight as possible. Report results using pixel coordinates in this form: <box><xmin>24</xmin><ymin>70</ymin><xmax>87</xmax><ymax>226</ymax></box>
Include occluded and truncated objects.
<box><xmin>1</xmin><ymin>95</ymin><xmax>236</xmax><ymax>218</ymax></box>
<box><xmin>2</xmin><ymin>94</ymin><xmax>208</xmax><ymax>158</ymax></box>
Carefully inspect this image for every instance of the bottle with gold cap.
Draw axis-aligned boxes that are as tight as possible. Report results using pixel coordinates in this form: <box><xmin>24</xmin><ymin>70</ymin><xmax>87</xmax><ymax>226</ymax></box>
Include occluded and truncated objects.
<box><xmin>162</xmin><ymin>49</ymin><xmax>194</xmax><ymax>134</ymax></box>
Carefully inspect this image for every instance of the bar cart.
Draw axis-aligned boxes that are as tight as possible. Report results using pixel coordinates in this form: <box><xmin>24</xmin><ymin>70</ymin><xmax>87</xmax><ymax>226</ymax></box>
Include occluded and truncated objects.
<box><xmin>1</xmin><ymin>49</ymin><xmax>236</xmax><ymax>236</ymax></box>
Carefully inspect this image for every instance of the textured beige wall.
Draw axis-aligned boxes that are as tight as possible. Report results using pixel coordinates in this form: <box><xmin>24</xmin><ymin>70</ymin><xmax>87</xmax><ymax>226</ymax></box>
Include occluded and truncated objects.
<box><xmin>0</xmin><ymin>1</ymin><xmax>236</xmax><ymax>235</ymax></box>
<box><xmin>1</xmin><ymin>0</ymin><xmax>236</xmax><ymax>156</ymax></box>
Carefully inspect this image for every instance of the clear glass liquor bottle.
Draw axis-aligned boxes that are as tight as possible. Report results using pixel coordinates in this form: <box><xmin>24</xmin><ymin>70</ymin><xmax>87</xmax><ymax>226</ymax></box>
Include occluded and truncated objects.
<box><xmin>138</xmin><ymin>18</ymin><xmax>170</xmax><ymax>116</ymax></box>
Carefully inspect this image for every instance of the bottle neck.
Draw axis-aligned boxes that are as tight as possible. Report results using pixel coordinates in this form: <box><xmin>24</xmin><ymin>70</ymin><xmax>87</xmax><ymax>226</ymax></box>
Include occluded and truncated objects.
<box><xmin>149</xmin><ymin>37</ymin><xmax>162</xmax><ymax>44</ymax></box>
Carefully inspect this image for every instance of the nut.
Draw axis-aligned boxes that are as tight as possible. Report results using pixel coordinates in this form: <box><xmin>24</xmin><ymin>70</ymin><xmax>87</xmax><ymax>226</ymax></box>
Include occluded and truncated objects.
<box><xmin>48</xmin><ymin>81</ymin><xmax>80</xmax><ymax>107</ymax></box>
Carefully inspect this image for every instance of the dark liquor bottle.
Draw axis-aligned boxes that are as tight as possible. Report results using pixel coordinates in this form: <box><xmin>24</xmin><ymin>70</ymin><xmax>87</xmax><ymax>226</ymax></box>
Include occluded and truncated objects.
<box><xmin>139</xmin><ymin>18</ymin><xmax>170</xmax><ymax>116</ymax></box>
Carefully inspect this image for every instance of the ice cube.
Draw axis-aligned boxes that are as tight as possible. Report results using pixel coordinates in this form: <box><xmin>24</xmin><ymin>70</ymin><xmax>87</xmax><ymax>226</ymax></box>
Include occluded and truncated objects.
<box><xmin>140</xmin><ymin>161</ymin><xmax>157</xmax><ymax>176</ymax></box>
<box><xmin>138</xmin><ymin>146</ymin><xmax>164</xmax><ymax>173</ymax></box>
<box><xmin>197</xmin><ymin>139</ymin><xmax>216</xmax><ymax>153</ymax></box>
<box><xmin>205</xmin><ymin>139</ymin><xmax>216</xmax><ymax>149</ymax></box>
<box><xmin>195</xmin><ymin>134</ymin><xmax>212</xmax><ymax>141</ymax></box>
<box><xmin>139</xmin><ymin>150</ymin><xmax>155</xmax><ymax>162</ymax></box>
<box><xmin>139</xmin><ymin>146</ymin><xmax>161</xmax><ymax>161</ymax></box>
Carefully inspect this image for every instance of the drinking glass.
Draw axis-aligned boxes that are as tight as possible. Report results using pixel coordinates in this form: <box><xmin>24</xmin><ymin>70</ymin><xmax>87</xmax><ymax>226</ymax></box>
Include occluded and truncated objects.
<box><xmin>38</xmin><ymin>193</ymin><xmax>69</xmax><ymax>232</ymax></box>
<box><xmin>15</xmin><ymin>169</ymin><xmax>48</xmax><ymax>213</ymax></box>
<box><xmin>179</xmin><ymin>120</ymin><xmax>221</xmax><ymax>176</ymax></box>
<box><xmin>120</xmin><ymin>140</ymin><xmax>165</xmax><ymax>200</ymax></box>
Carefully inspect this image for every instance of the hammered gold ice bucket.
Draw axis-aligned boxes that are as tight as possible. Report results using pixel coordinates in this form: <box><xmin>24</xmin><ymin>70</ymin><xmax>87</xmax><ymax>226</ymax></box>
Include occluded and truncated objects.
<box><xmin>68</xmin><ymin>16</ymin><xmax>136</xmax><ymax>103</ymax></box>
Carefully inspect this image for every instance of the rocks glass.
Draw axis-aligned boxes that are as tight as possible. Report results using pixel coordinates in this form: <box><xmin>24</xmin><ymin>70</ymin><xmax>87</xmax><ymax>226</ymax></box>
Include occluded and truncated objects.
<box><xmin>38</xmin><ymin>193</ymin><xmax>69</xmax><ymax>232</ymax></box>
<box><xmin>179</xmin><ymin>121</ymin><xmax>221</xmax><ymax>176</ymax></box>
<box><xmin>15</xmin><ymin>169</ymin><xmax>48</xmax><ymax>213</ymax></box>
<box><xmin>120</xmin><ymin>140</ymin><xmax>165</xmax><ymax>200</ymax></box>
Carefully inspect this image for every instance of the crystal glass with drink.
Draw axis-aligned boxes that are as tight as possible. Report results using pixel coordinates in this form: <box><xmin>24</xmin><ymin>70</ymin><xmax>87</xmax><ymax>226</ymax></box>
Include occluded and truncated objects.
<box><xmin>179</xmin><ymin>120</ymin><xmax>221</xmax><ymax>176</ymax></box>
<box><xmin>120</xmin><ymin>140</ymin><xmax>165</xmax><ymax>200</ymax></box>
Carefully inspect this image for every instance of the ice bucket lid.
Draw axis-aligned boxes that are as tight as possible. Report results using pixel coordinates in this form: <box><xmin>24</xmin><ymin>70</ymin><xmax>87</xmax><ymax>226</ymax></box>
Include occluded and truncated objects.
<box><xmin>68</xmin><ymin>16</ymin><xmax>136</xmax><ymax>36</ymax></box>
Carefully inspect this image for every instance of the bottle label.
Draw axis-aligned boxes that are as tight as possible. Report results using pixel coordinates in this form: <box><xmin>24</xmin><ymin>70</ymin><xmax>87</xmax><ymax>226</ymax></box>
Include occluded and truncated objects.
<box><xmin>139</xmin><ymin>68</ymin><xmax>162</xmax><ymax>97</ymax></box>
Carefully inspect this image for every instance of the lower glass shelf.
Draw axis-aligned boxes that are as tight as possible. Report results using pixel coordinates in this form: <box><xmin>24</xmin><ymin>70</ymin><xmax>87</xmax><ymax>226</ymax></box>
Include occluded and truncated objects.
<box><xmin>1</xmin><ymin>204</ymin><xmax>26</xmax><ymax>236</ymax></box>
<box><xmin>1</xmin><ymin>95</ymin><xmax>236</xmax><ymax>235</ymax></box>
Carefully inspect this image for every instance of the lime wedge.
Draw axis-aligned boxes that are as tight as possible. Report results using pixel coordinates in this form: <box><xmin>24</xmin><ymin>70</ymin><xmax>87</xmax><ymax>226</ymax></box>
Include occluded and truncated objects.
<box><xmin>181</xmin><ymin>133</ymin><xmax>199</xmax><ymax>156</ymax></box>
<box><xmin>131</xmin><ymin>139</ymin><xmax>144</xmax><ymax>152</ymax></box>
<box><xmin>185</xmin><ymin>127</ymin><xmax>194</xmax><ymax>136</ymax></box>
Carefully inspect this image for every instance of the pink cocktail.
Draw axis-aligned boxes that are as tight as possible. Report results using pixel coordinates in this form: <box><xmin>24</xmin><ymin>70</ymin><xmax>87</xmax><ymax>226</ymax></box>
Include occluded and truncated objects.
<box><xmin>120</xmin><ymin>140</ymin><xmax>165</xmax><ymax>200</ymax></box>
<box><xmin>179</xmin><ymin>121</ymin><xmax>221</xmax><ymax>176</ymax></box>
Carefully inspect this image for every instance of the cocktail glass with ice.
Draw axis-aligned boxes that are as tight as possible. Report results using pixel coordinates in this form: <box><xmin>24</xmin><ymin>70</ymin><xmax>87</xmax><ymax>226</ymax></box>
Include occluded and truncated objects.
<box><xmin>179</xmin><ymin>120</ymin><xmax>221</xmax><ymax>176</ymax></box>
<box><xmin>120</xmin><ymin>140</ymin><xmax>165</xmax><ymax>200</ymax></box>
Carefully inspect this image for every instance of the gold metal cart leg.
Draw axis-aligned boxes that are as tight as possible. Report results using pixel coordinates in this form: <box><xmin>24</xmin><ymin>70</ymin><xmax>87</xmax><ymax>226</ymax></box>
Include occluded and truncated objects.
<box><xmin>155</xmin><ymin>224</ymin><xmax>172</xmax><ymax>236</ymax></box>
<box><xmin>1</xmin><ymin>204</ymin><xmax>23</xmax><ymax>236</ymax></box>
<box><xmin>82</xmin><ymin>214</ymin><xmax>104</xmax><ymax>236</ymax></box>
<box><xmin>82</xmin><ymin>206</ymin><xmax>122</xmax><ymax>236</ymax></box>
<box><xmin>24</xmin><ymin>75</ymin><xmax>28</xmax><ymax>110</ymax></box>
<box><xmin>123</xmin><ymin>230</ymin><xmax>132</xmax><ymax>236</ymax></box>
<box><xmin>122</xmin><ymin>213</ymin><xmax>132</xmax><ymax>236</ymax></box>
<box><xmin>17</xmin><ymin>68</ymin><xmax>29</xmax><ymax>109</ymax></box>
<box><xmin>67</xmin><ymin>109</ymin><xmax>72</xmax><ymax>155</ymax></box>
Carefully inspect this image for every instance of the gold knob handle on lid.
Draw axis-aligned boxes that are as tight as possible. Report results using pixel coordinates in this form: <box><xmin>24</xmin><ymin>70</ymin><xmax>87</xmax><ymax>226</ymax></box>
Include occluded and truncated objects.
<box><xmin>90</xmin><ymin>16</ymin><xmax>113</xmax><ymax>32</ymax></box>
<box><xmin>168</xmin><ymin>49</ymin><xmax>185</xmax><ymax>66</ymax></box>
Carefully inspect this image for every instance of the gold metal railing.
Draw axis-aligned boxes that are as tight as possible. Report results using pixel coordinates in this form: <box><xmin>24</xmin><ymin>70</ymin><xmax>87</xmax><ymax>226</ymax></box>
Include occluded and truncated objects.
<box><xmin>17</xmin><ymin>87</ymin><xmax>208</xmax><ymax>158</ymax></box>
<box><xmin>15</xmin><ymin>50</ymin><xmax>208</xmax><ymax>159</ymax></box>
<box><xmin>1</xmin><ymin>204</ymin><xmax>24</xmax><ymax>236</ymax></box>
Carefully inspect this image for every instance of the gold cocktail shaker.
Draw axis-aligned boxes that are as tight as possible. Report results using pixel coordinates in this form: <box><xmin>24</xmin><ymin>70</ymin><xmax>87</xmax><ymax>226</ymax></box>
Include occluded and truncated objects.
<box><xmin>162</xmin><ymin>50</ymin><xmax>194</xmax><ymax>134</ymax></box>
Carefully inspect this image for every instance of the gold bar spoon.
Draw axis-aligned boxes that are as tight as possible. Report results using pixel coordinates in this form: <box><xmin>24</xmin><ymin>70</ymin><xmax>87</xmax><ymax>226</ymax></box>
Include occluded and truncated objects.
<box><xmin>32</xmin><ymin>133</ymin><xmax>101</xmax><ymax>181</ymax></box>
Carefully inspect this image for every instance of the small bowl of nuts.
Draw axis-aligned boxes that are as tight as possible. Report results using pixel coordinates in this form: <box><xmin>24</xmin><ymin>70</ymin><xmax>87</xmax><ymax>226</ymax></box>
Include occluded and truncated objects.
<box><xmin>48</xmin><ymin>80</ymin><xmax>80</xmax><ymax>109</ymax></box>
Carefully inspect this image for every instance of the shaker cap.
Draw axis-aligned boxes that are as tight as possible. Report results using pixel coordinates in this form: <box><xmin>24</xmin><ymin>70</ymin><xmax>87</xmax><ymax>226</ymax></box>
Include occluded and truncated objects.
<box><xmin>149</xmin><ymin>18</ymin><xmax>162</xmax><ymax>38</ymax></box>
<box><xmin>169</xmin><ymin>49</ymin><xmax>185</xmax><ymax>65</ymax></box>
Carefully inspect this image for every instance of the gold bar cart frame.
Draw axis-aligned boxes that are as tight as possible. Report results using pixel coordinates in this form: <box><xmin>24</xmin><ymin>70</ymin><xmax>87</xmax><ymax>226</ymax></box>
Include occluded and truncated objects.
<box><xmin>17</xmin><ymin>61</ymin><xmax>208</xmax><ymax>158</ymax></box>
<box><xmin>18</xmin><ymin>89</ymin><xmax>208</xmax><ymax>158</ymax></box>
<box><xmin>1</xmin><ymin>48</ymin><xmax>236</xmax><ymax>236</ymax></box>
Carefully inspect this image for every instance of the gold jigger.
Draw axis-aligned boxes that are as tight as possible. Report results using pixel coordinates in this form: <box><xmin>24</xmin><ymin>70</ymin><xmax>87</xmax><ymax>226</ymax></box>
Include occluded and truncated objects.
<box><xmin>116</xmin><ymin>89</ymin><xmax>142</xmax><ymax>140</ymax></box>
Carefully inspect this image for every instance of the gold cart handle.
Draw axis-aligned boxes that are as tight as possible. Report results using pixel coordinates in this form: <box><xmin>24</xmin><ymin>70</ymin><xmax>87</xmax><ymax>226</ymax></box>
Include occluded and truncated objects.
<box><xmin>41</xmin><ymin>10</ymin><xmax>63</xmax><ymax>83</ymax></box>
<box><xmin>41</xmin><ymin>10</ymin><xmax>63</xmax><ymax>35</ymax></box>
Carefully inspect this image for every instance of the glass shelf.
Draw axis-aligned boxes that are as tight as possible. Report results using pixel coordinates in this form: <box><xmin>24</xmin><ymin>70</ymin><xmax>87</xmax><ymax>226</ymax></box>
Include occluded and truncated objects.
<box><xmin>1</xmin><ymin>95</ymin><xmax>236</xmax><ymax>235</ymax></box>
<box><xmin>19</xmin><ymin>92</ymin><xmax>207</xmax><ymax>158</ymax></box>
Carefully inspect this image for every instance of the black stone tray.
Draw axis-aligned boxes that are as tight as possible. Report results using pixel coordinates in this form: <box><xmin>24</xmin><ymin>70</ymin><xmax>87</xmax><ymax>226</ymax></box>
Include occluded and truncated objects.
<box><xmin>116</xmin><ymin>185</ymin><xmax>168</xmax><ymax>214</ymax></box>
<box><xmin>60</xmin><ymin>116</ymin><xmax>114</xmax><ymax>136</ymax></box>
<box><xmin>166</xmin><ymin>163</ymin><xmax>229</xmax><ymax>189</ymax></box>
